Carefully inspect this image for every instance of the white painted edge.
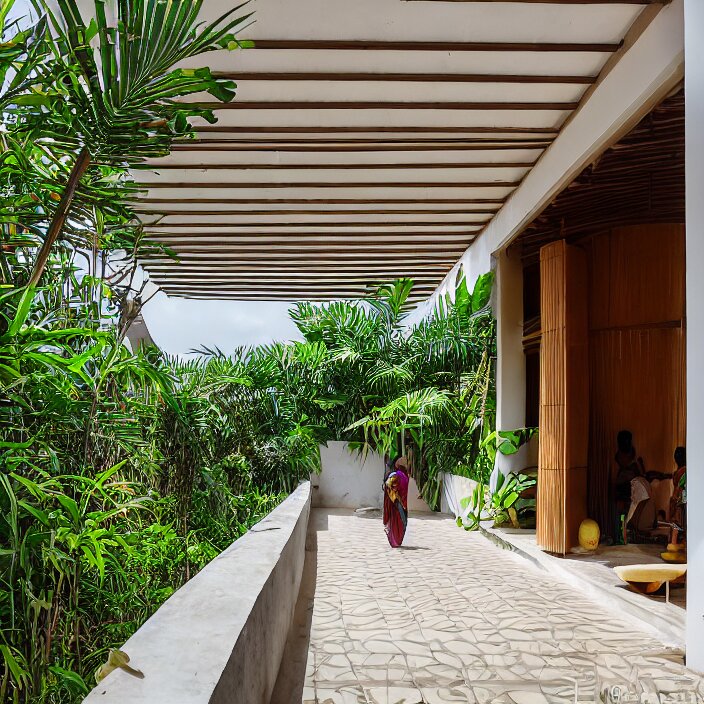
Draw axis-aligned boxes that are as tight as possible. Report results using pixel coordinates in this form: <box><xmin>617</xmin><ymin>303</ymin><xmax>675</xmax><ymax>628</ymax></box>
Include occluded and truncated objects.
<box><xmin>426</xmin><ymin>0</ymin><xmax>684</xmax><ymax>309</ymax></box>
<box><xmin>684</xmin><ymin>0</ymin><xmax>704</xmax><ymax>677</ymax></box>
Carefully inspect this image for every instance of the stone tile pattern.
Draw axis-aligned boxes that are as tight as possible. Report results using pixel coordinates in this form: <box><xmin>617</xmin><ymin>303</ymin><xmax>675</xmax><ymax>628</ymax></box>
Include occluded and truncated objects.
<box><xmin>303</xmin><ymin>510</ymin><xmax>703</xmax><ymax>704</ymax></box>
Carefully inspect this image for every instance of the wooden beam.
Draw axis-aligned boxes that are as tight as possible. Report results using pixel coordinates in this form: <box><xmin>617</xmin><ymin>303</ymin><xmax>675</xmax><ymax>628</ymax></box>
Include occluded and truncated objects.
<box><xmin>147</xmin><ymin>238</ymin><xmax>476</xmax><ymax>248</ymax></box>
<box><xmin>248</xmin><ymin>39</ymin><xmax>620</xmax><ymax>52</ymax></box>
<box><xmin>148</xmin><ymin>161</ymin><xmax>535</xmax><ymax>170</ymax></box>
<box><xmin>170</xmin><ymin>142</ymin><xmax>550</xmax><ymax>152</ymax></box>
<box><xmin>161</xmin><ymin>293</ymin><xmax>434</xmax><ymax>301</ymax></box>
<box><xmin>145</xmin><ymin>265</ymin><xmax>450</xmax><ymax>274</ymax></box>
<box><xmin>144</xmin><ymin>248</ymin><xmax>466</xmax><ymax>258</ymax></box>
<box><xmin>159</xmin><ymin>286</ymin><xmax>438</xmax><ymax>296</ymax></box>
<box><xmin>195</xmin><ymin>125</ymin><xmax>560</xmax><ymax>135</ymax></box>
<box><xmin>147</xmin><ymin>266</ymin><xmax>450</xmax><ymax>281</ymax></box>
<box><xmin>144</xmin><ymin>256</ymin><xmax>458</xmax><ymax>265</ymax></box>
<box><xmin>214</xmin><ymin>71</ymin><xmax>596</xmax><ymax>84</ymax></box>
<box><xmin>158</xmin><ymin>279</ymin><xmax>437</xmax><ymax>288</ymax></box>
<box><xmin>161</xmin><ymin>293</ymin><xmax>437</xmax><ymax>302</ymax></box>
<box><xmin>156</xmin><ymin>283</ymin><xmax>441</xmax><ymax>294</ymax></box>
<box><xmin>153</xmin><ymin>275</ymin><xmax>443</xmax><ymax>284</ymax></box>
<box><xmin>135</xmin><ymin>197</ymin><xmax>507</xmax><ymax>205</ymax></box>
<box><xmin>138</xmin><ymin>181</ymin><xmax>521</xmax><ymax>189</ymax></box>
<box><xmin>179</xmin><ymin>136</ymin><xmax>553</xmax><ymax>145</ymax></box>
<box><xmin>136</xmin><ymin>208</ymin><xmax>500</xmax><ymax>216</ymax></box>
<box><xmin>193</xmin><ymin>100</ymin><xmax>578</xmax><ymax>111</ymax></box>
<box><xmin>143</xmin><ymin>221</ymin><xmax>488</xmax><ymax>229</ymax></box>
<box><xmin>145</xmin><ymin>241</ymin><xmax>473</xmax><ymax>251</ymax></box>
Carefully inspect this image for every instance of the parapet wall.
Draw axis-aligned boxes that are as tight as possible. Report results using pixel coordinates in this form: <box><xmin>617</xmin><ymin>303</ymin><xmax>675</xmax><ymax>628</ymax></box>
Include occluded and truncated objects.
<box><xmin>83</xmin><ymin>482</ymin><xmax>311</xmax><ymax>704</ymax></box>
<box><xmin>314</xmin><ymin>442</ymin><xmax>432</xmax><ymax>512</ymax></box>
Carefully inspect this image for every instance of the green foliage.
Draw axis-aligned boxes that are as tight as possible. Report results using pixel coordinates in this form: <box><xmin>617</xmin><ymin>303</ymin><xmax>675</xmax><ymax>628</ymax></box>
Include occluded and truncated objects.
<box><xmin>32</xmin><ymin>0</ymin><xmax>252</xmax><ymax>162</ymax></box>
<box><xmin>482</xmin><ymin>427</ymin><xmax>539</xmax><ymax>466</ymax></box>
<box><xmin>457</xmin><ymin>430</ymin><xmax>538</xmax><ymax>532</ymax></box>
<box><xmin>0</xmin><ymin>2</ymin><xmax>304</xmax><ymax>701</ymax></box>
<box><xmin>2</xmin><ymin>3</ymin><xmax>506</xmax><ymax>701</ymax></box>
<box><xmin>391</xmin><ymin>271</ymin><xmax>497</xmax><ymax>505</ymax></box>
<box><xmin>3</xmin><ymin>0</ymin><xmax>251</xmax><ymax>293</ymax></box>
<box><xmin>459</xmin><ymin>473</ymin><xmax>537</xmax><ymax>532</ymax></box>
<box><xmin>290</xmin><ymin>271</ymin><xmax>498</xmax><ymax>510</ymax></box>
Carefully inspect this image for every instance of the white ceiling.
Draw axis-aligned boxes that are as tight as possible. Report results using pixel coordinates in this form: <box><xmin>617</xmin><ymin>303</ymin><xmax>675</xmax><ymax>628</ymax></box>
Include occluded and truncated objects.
<box><xmin>137</xmin><ymin>0</ymin><xmax>652</xmax><ymax>301</ymax></box>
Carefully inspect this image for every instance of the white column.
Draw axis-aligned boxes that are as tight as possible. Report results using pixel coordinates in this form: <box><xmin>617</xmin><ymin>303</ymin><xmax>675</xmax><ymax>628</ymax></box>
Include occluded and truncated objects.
<box><xmin>685</xmin><ymin>0</ymin><xmax>704</xmax><ymax>675</ymax></box>
<box><xmin>495</xmin><ymin>248</ymin><xmax>528</xmax><ymax>475</ymax></box>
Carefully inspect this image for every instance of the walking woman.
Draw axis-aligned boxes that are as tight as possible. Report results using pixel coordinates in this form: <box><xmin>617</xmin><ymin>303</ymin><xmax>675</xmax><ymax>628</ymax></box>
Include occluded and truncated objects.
<box><xmin>383</xmin><ymin>457</ymin><xmax>410</xmax><ymax>547</ymax></box>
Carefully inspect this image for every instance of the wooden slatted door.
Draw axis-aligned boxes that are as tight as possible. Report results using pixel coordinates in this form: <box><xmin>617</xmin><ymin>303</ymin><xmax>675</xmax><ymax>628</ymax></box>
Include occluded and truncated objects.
<box><xmin>537</xmin><ymin>240</ymin><xmax>589</xmax><ymax>554</ymax></box>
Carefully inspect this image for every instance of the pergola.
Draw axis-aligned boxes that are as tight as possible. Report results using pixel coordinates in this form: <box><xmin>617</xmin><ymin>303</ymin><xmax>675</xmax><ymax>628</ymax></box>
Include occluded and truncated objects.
<box><xmin>135</xmin><ymin>0</ymin><xmax>662</xmax><ymax>301</ymax></box>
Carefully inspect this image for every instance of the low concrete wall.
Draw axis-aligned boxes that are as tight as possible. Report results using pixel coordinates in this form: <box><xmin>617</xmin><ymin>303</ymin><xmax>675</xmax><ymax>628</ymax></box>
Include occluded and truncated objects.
<box><xmin>84</xmin><ymin>482</ymin><xmax>311</xmax><ymax>704</ymax></box>
<box><xmin>314</xmin><ymin>441</ymin><xmax>384</xmax><ymax>508</ymax></box>
<box><xmin>314</xmin><ymin>442</ymin><xmax>431</xmax><ymax>511</ymax></box>
<box><xmin>441</xmin><ymin>472</ymin><xmax>480</xmax><ymax>520</ymax></box>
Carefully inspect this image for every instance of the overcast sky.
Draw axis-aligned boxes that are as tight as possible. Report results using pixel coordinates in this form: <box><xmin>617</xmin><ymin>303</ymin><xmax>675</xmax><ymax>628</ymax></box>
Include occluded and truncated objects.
<box><xmin>140</xmin><ymin>292</ymin><xmax>304</xmax><ymax>357</ymax></box>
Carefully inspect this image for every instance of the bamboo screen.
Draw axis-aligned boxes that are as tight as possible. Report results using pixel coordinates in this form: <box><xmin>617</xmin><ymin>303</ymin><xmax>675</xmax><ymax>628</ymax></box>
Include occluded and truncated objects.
<box><xmin>586</xmin><ymin>224</ymin><xmax>686</xmax><ymax>535</ymax></box>
<box><xmin>537</xmin><ymin>240</ymin><xmax>589</xmax><ymax>554</ymax></box>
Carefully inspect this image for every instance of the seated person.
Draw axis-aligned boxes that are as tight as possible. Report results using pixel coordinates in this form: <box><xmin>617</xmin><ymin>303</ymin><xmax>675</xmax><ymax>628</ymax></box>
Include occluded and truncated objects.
<box><xmin>669</xmin><ymin>446</ymin><xmax>686</xmax><ymax>544</ymax></box>
<box><xmin>627</xmin><ymin>474</ymin><xmax>657</xmax><ymax>534</ymax></box>
<box><xmin>614</xmin><ymin>430</ymin><xmax>671</xmax><ymax>541</ymax></box>
<box><xmin>614</xmin><ymin>430</ymin><xmax>643</xmax><ymax>502</ymax></box>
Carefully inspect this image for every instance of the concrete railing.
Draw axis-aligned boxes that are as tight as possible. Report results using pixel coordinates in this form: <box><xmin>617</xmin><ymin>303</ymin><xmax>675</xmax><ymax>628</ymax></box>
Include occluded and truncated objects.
<box><xmin>84</xmin><ymin>482</ymin><xmax>311</xmax><ymax>704</ymax></box>
<box><xmin>441</xmin><ymin>472</ymin><xmax>479</xmax><ymax>519</ymax></box>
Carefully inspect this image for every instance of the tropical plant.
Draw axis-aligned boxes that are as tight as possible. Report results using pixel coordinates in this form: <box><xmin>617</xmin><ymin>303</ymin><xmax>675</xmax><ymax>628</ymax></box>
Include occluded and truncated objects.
<box><xmin>381</xmin><ymin>272</ymin><xmax>497</xmax><ymax>506</ymax></box>
<box><xmin>0</xmin><ymin>0</ymin><xmax>50</xmax><ymax>112</ymax></box>
<box><xmin>1</xmin><ymin>5</ymin><xmax>506</xmax><ymax>698</ymax></box>
<box><xmin>458</xmin><ymin>472</ymin><xmax>537</xmax><ymax>532</ymax></box>
<box><xmin>7</xmin><ymin>0</ymin><xmax>252</xmax><ymax>291</ymax></box>
<box><xmin>482</xmin><ymin>427</ymin><xmax>539</xmax><ymax>468</ymax></box>
<box><xmin>0</xmin><ymin>3</ymin><xmax>313</xmax><ymax>701</ymax></box>
<box><xmin>457</xmin><ymin>428</ymin><xmax>539</xmax><ymax>531</ymax></box>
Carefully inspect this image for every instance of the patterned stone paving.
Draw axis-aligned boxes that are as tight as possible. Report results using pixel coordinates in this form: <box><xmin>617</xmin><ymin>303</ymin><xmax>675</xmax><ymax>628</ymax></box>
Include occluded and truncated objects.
<box><xmin>303</xmin><ymin>509</ymin><xmax>703</xmax><ymax>704</ymax></box>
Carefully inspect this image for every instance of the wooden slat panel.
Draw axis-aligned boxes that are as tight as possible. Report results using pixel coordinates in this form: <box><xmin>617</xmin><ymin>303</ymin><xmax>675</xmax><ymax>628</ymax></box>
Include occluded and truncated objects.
<box><xmin>538</xmin><ymin>239</ymin><xmax>588</xmax><ymax>554</ymax></box>
<box><xmin>587</xmin><ymin>224</ymin><xmax>686</xmax><ymax>534</ymax></box>
<box><xmin>605</xmin><ymin>224</ymin><xmax>685</xmax><ymax>329</ymax></box>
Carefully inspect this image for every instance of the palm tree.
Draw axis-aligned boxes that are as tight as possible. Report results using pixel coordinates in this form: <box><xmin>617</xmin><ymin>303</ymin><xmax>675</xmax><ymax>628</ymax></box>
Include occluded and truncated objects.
<box><xmin>11</xmin><ymin>0</ymin><xmax>252</xmax><ymax>290</ymax></box>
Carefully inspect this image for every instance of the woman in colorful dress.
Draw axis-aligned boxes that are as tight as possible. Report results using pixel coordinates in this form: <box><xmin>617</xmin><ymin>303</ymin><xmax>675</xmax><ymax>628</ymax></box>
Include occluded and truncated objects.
<box><xmin>383</xmin><ymin>457</ymin><xmax>410</xmax><ymax>547</ymax></box>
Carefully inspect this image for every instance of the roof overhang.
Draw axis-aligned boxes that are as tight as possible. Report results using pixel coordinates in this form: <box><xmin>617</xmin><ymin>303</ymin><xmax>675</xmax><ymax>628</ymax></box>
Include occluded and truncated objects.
<box><xmin>135</xmin><ymin>0</ymin><xmax>678</xmax><ymax>302</ymax></box>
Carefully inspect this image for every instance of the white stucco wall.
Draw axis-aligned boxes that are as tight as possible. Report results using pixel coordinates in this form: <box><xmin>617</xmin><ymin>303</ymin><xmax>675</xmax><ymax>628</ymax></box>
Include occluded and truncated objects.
<box><xmin>684</xmin><ymin>0</ymin><xmax>704</xmax><ymax>675</ymax></box>
<box><xmin>314</xmin><ymin>442</ymin><xmax>385</xmax><ymax>509</ymax></box>
<box><xmin>495</xmin><ymin>248</ymin><xmax>532</xmax><ymax>476</ymax></box>
<box><xmin>314</xmin><ymin>442</ymin><xmax>431</xmax><ymax>512</ymax></box>
<box><xmin>441</xmin><ymin>472</ymin><xmax>480</xmax><ymax>520</ymax></box>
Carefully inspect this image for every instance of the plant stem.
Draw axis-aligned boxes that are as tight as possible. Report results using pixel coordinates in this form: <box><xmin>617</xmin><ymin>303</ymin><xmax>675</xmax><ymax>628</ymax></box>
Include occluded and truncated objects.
<box><xmin>26</xmin><ymin>148</ymin><xmax>91</xmax><ymax>289</ymax></box>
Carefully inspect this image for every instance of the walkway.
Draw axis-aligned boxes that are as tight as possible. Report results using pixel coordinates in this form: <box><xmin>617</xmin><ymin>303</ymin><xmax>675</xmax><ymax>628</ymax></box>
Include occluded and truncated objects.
<box><xmin>297</xmin><ymin>509</ymin><xmax>702</xmax><ymax>704</ymax></box>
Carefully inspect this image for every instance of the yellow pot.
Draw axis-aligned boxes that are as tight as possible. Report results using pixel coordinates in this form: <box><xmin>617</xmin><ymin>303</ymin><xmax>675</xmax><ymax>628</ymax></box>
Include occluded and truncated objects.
<box><xmin>578</xmin><ymin>518</ymin><xmax>600</xmax><ymax>551</ymax></box>
<box><xmin>661</xmin><ymin>551</ymin><xmax>687</xmax><ymax>564</ymax></box>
